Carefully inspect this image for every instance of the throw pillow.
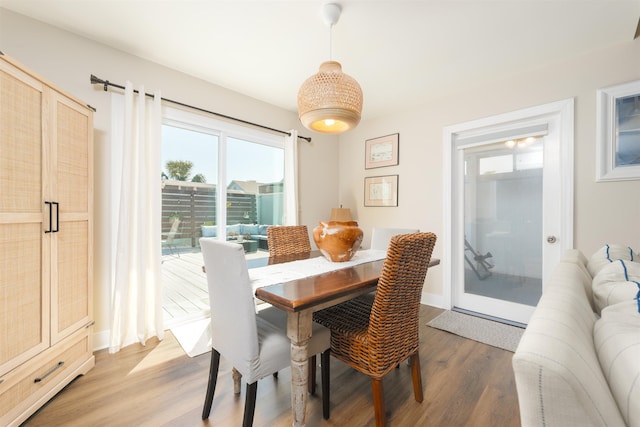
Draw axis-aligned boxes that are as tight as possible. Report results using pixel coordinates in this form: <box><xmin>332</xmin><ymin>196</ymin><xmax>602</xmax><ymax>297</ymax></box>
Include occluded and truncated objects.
<box><xmin>592</xmin><ymin>259</ymin><xmax>640</xmax><ymax>313</ymax></box>
<box><xmin>587</xmin><ymin>244</ymin><xmax>636</xmax><ymax>277</ymax></box>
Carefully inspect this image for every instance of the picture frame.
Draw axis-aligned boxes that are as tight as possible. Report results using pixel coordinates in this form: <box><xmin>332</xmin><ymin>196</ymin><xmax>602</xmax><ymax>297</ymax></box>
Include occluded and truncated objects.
<box><xmin>596</xmin><ymin>79</ymin><xmax>640</xmax><ymax>182</ymax></box>
<box><xmin>364</xmin><ymin>175</ymin><xmax>398</xmax><ymax>207</ymax></box>
<box><xmin>365</xmin><ymin>133</ymin><xmax>399</xmax><ymax>169</ymax></box>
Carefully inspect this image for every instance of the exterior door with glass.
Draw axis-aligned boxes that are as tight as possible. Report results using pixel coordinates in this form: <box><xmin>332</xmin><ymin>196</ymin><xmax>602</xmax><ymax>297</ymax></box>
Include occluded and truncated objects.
<box><xmin>444</xmin><ymin>99</ymin><xmax>574</xmax><ymax>325</ymax></box>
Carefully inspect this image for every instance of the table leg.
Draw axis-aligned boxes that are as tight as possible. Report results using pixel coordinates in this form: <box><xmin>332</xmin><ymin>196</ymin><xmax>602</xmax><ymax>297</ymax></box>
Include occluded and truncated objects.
<box><xmin>287</xmin><ymin>310</ymin><xmax>312</xmax><ymax>427</ymax></box>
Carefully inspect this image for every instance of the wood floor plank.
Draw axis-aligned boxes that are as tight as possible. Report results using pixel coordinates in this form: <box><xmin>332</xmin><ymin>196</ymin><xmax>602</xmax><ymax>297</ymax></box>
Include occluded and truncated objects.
<box><xmin>22</xmin><ymin>305</ymin><xmax>521</xmax><ymax>426</ymax></box>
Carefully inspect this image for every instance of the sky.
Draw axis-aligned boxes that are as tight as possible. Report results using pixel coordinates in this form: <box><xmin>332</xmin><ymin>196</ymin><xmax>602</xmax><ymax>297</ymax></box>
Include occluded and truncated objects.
<box><xmin>161</xmin><ymin>125</ymin><xmax>284</xmax><ymax>185</ymax></box>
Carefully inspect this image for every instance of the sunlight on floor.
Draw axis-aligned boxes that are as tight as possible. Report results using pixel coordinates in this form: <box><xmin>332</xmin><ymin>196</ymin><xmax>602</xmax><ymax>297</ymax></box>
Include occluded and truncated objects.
<box><xmin>127</xmin><ymin>334</ymin><xmax>187</xmax><ymax>375</ymax></box>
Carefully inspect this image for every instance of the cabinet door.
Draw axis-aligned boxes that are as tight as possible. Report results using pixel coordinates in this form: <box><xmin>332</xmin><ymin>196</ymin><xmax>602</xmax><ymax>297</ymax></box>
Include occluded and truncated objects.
<box><xmin>0</xmin><ymin>60</ymin><xmax>49</xmax><ymax>376</ymax></box>
<box><xmin>50</xmin><ymin>91</ymin><xmax>93</xmax><ymax>344</ymax></box>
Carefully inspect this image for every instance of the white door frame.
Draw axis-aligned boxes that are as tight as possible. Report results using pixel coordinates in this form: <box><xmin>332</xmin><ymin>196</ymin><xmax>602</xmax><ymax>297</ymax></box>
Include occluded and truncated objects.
<box><xmin>442</xmin><ymin>99</ymin><xmax>574</xmax><ymax>321</ymax></box>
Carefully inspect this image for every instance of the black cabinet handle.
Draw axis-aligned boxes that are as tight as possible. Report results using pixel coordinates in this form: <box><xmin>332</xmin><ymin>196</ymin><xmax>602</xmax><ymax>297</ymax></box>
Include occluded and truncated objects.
<box><xmin>34</xmin><ymin>361</ymin><xmax>64</xmax><ymax>383</ymax></box>
<box><xmin>52</xmin><ymin>202</ymin><xmax>59</xmax><ymax>233</ymax></box>
<box><xmin>44</xmin><ymin>201</ymin><xmax>53</xmax><ymax>233</ymax></box>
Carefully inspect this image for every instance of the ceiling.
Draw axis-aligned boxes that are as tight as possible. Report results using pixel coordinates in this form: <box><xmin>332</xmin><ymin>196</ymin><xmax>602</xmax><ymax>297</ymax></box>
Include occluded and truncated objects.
<box><xmin>1</xmin><ymin>1</ymin><xmax>639</xmax><ymax>121</ymax></box>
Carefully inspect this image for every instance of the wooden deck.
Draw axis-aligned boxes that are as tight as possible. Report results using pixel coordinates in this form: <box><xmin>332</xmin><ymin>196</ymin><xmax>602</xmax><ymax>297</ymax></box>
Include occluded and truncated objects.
<box><xmin>161</xmin><ymin>248</ymin><xmax>270</xmax><ymax>328</ymax></box>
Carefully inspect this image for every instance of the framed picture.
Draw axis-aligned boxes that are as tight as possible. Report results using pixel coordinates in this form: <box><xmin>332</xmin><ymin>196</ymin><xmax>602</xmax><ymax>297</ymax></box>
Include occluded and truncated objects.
<box><xmin>365</xmin><ymin>133</ymin><xmax>399</xmax><ymax>169</ymax></box>
<box><xmin>364</xmin><ymin>175</ymin><xmax>398</xmax><ymax>207</ymax></box>
<box><xmin>596</xmin><ymin>79</ymin><xmax>640</xmax><ymax>181</ymax></box>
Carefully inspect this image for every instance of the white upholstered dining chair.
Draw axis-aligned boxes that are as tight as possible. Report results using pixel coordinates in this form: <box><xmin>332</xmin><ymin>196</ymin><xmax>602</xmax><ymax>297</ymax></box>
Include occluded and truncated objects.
<box><xmin>370</xmin><ymin>227</ymin><xmax>419</xmax><ymax>251</ymax></box>
<box><xmin>199</xmin><ymin>238</ymin><xmax>331</xmax><ymax>426</ymax></box>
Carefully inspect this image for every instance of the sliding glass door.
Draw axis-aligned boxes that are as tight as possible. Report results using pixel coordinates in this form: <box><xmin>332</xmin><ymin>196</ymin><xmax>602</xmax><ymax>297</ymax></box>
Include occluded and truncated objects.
<box><xmin>160</xmin><ymin>107</ymin><xmax>285</xmax><ymax>326</ymax></box>
<box><xmin>161</xmin><ymin>125</ymin><xmax>218</xmax><ymax>258</ymax></box>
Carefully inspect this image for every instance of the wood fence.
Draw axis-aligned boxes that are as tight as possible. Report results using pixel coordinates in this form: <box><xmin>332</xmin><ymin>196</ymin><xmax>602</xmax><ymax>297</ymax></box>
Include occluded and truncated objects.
<box><xmin>161</xmin><ymin>181</ymin><xmax>261</xmax><ymax>247</ymax></box>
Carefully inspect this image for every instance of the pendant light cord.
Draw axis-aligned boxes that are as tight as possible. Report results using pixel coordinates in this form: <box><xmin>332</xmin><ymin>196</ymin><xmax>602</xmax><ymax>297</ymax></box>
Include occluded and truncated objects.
<box><xmin>329</xmin><ymin>23</ymin><xmax>333</xmax><ymax>61</ymax></box>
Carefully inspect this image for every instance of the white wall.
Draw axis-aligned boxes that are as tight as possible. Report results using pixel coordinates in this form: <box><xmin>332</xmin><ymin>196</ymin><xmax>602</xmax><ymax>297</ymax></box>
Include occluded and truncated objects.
<box><xmin>0</xmin><ymin>9</ymin><xmax>340</xmax><ymax>347</ymax></box>
<box><xmin>340</xmin><ymin>39</ymin><xmax>640</xmax><ymax>306</ymax></box>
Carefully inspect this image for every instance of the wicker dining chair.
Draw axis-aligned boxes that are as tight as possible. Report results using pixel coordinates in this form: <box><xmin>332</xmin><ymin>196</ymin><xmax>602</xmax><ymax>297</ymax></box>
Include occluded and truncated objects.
<box><xmin>267</xmin><ymin>225</ymin><xmax>312</xmax><ymax>257</ymax></box>
<box><xmin>313</xmin><ymin>232</ymin><xmax>437</xmax><ymax>427</ymax></box>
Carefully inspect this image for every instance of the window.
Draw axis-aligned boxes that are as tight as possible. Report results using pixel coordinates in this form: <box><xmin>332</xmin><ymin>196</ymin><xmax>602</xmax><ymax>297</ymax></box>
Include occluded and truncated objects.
<box><xmin>161</xmin><ymin>106</ymin><xmax>285</xmax><ymax>257</ymax></box>
<box><xmin>162</xmin><ymin>125</ymin><xmax>218</xmax><ymax>254</ymax></box>
<box><xmin>160</xmin><ymin>106</ymin><xmax>285</xmax><ymax>325</ymax></box>
<box><xmin>479</xmin><ymin>154</ymin><xmax>513</xmax><ymax>175</ymax></box>
<box><xmin>472</xmin><ymin>137</ymin><xmax>543</xmax><ymax>176</ymax></box>
<box><xmin>226</xmin><ymin>136</ymin><xmax>284</xmax><ymax>231</ymax></box>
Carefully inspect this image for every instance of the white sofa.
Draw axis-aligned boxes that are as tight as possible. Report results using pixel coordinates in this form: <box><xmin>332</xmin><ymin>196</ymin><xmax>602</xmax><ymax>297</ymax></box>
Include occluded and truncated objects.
<box><xmin>513</xmin><ymin>245</ymin><xmax>640</xmax><ymax>427</ymax></box>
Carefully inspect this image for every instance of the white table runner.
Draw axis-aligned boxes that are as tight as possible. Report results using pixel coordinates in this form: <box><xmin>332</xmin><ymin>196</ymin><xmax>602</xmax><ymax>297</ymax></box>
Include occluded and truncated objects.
<box><xmin>250</xmin><ymin>249</ymin><xmax>386</xmax><ymax>292</ymax></box>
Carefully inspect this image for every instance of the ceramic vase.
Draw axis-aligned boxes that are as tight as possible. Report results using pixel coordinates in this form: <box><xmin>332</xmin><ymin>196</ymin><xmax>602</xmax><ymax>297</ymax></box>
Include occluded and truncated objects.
<box><xmin>312</xmin><ymin>220</ymin><xmax>363</xmax><ymax>262</ymax></box>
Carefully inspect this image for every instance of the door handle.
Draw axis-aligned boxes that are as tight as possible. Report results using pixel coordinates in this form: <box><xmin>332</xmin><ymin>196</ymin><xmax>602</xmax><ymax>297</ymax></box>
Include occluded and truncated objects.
<box><xmin>547</xmin><ymin>235</ymin><xmax>557</xmax><ymax>244</ymax></box>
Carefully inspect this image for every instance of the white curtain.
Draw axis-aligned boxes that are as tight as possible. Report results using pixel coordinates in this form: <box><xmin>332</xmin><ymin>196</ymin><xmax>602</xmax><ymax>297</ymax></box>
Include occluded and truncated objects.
<box><xmin>109</xmin><ymin>82</ymin><xmax>163</xmax><ymax>353</ymax></box>
<box><xmin>283</xmin><ymin>129</ymin><xmax>299</xmax><ymax>225</ymax></box>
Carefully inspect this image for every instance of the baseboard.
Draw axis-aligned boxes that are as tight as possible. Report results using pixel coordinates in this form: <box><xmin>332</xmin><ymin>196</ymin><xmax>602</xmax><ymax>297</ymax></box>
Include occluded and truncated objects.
<box><xmin>92</xmin><ymin>330</ymin><xmax>110</xmax><ymax>352</ymax></box>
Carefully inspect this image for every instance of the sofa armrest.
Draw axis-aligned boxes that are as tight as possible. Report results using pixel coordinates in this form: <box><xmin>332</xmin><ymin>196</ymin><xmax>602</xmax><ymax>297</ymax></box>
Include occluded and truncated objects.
<box><xmin>512</xmin><ymin>261</ymin><xmax>625</xmax><ymax>426</ymax></box>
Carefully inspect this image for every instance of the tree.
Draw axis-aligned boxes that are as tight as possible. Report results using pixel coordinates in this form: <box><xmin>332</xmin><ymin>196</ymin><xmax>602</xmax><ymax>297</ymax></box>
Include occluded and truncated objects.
<box><xmin>165</xmin><ymin>160</ymin><xmax>207</xmax><ymax>183</ymax></box>
<box><xmin>191</xmin><ymin>173</ymin><xmax>207</xmax><ymax>183</ymax></box>
<box><xmin>165</xmin><ymin>160</ymin><xmax>193</xmax><ymax>181</ymax></box>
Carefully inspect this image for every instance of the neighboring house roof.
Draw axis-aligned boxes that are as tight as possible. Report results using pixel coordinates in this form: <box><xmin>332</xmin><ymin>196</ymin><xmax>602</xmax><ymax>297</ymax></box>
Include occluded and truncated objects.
<box><xmin>227</xmin><ymin>180</ymin><xmax>285</xmax><ymax>194</ymax></box>
<box><xmin>227</xmin><ymin>180</ymin><xmax>261</xmax><ymax>193</ymax></box>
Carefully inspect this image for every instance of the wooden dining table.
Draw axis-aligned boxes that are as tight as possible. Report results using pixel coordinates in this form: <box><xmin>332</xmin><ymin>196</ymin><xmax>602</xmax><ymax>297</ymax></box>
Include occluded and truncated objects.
<box><xmin>253</xmin><ymin>250</ymin><xmax>440</xmax><ymax>427</ymax></box>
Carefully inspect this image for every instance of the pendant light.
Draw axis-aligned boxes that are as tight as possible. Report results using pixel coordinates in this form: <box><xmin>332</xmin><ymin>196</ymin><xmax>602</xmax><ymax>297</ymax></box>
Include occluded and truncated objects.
<box><xmin>297</xmin><ymin>3</ymin><xmax>363</xmax><ymax>134</ymax></box>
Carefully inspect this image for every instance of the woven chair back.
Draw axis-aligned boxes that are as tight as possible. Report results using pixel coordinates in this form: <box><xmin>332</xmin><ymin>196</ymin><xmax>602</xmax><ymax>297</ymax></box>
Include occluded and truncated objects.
<box><xmin>267</xmin><ymin>225</ymin><xmax>312</xmax><ymax>257</ymax></box>
<box><xmin>368</xmin><ymin>232</ymin><xmax>437</xmax><ymax>373</ymax></box>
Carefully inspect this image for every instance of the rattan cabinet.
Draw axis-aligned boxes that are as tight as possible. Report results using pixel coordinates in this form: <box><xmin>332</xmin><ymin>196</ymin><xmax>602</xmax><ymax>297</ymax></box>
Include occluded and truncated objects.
<box><xmin>0</xmin><ymin>54</ymin><xmax>94</xmax><ymax>426</ymax></box>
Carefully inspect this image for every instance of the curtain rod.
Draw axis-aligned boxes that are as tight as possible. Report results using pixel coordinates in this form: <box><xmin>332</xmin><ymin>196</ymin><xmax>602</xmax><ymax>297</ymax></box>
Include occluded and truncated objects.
<box><xmin>89</xmin><ymin>74</ymin><xmax>312</xmax><ymax>143</ymax></box>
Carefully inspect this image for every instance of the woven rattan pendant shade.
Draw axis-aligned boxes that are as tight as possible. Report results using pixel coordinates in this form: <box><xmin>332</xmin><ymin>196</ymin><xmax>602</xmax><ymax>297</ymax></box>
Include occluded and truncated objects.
<box><xmin>297</xmin><ymin>61</ymin><xmax>363</xmax><ymax>133</ymax></box>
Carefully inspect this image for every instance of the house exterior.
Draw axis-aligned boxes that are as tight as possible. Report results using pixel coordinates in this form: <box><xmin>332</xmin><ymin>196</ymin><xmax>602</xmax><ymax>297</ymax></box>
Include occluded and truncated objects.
<box><xmin>1</xmin><ymin>7</ymin><xmax>639</xmax><ymax>351</ymax></box>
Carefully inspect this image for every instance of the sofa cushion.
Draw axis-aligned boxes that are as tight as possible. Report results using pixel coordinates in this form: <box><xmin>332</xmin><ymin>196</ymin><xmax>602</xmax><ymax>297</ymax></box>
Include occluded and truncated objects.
<box><xmin>240</xmin><ymin>224</ymin><xmax>260</xmax><ymax>235</ymax></box>
<box><xmin>592</xmin><ymin>259</ymin><xmax>640</xmax><ymax>313</ymax></box>
<box><xmin>587</xmin><ymin>244</ymin><xmax>636</xmax><ymax>277</ymax></box>
<box><xmin>201</xmin><ymin>225</ymin><xmax>217</xmax><ymax>237</ymax></box>
<box><xmin>594</xmin><ymin>300</ymin><xmax>640</xmax><ymax>426</ymax></box>
<box><xmin>226</xmin><ymin>224</ymin><xmax>241</xmax><ymax>236</ymax></box>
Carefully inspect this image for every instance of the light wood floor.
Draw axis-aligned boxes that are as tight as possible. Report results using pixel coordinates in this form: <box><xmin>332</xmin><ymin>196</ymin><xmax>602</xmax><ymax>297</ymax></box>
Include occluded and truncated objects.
<box><xmin>22</xmin><ymin>305</ymin><xmax>521</xmax><ymax>427</ymax></box>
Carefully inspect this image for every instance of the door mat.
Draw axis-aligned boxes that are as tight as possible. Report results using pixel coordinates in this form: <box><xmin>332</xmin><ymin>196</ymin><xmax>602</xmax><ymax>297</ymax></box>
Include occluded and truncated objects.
<box><xmin>427</xmin><ymin>310</ymin><xmax>524</xmax><ymax>352</ymax></box>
